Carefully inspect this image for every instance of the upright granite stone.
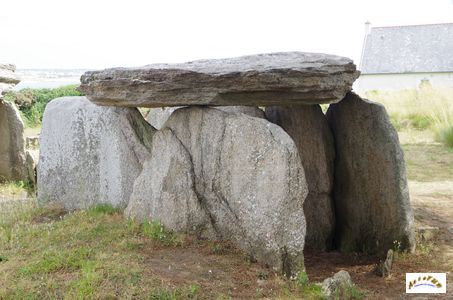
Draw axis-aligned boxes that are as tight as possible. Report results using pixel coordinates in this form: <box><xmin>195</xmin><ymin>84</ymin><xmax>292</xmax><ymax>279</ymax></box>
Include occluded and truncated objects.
<box><xmin>127</xmin><ymin>107</ymin><xmax>308</xmax><ymax>276</ymax></box>
<box><xmin>80</xmin><ymin>52</ymin><xmax>359</xmax><ymax>107</ymax></box>
<box><xmin>0</xmin><ymin>64</ymin><xmax>20</xmax><ymax>96</ymax></box>
<box><xmin>146</xmin><ymin>107</ymin><xmax>182</xmax><ymax>129</ymax></box>
<box><xmin>327</xmin><ymin>92</ymin><xmax>415</xmax><ymax>254</ymax></box>
<box><xmin>0</xmin><ymin>100</ymin><xmax>27</xmax><ymax>181</ymax></box>
<box><xmin>146</xmin><ymin>106</ymin><xmax>264</xmax><ymax>129</ymax></box>
<box><xmin>216</xmin><ymin>106</ymin><xmax>265</xmax><ymax>118</ymax></box>
<box><xmin>125</xmin><ymin>128</ymin><xmax>209</xmax><ymax>233</ymax></box>
<box><xmin>38</xmin><ymin>96</ymin><xmax>155</xmax><ymax>210</ymax></box>
<box><xmin>266</xmin><ymin>105</ymin><xmax>335</xmax><ymax>250</ymax></box>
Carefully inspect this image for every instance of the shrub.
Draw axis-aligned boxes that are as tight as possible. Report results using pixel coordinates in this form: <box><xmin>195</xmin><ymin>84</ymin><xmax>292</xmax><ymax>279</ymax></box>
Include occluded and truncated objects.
<box><xmin>3</xmin><ymin>85</ymin><xmax>83</xmax><ymax>127</ymax></box>
<box><xmin>436</xmin><ymin>125</ymin><xmax>453</xmax><ymax>149</ymax></box>
<box><xmin>407</xmin><ymin>113</ymin><xmax>432</xmax><ymax>130</ymax></box>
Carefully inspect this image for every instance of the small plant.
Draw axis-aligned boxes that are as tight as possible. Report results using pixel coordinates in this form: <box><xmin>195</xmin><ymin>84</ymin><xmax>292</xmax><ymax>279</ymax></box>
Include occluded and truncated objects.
<box><xmin>142</xmin><ymin>220</ymin><xmax>183</xmax><ymax>246</ymax></box>
<box><xmin>393</xmin><ymin>240</ymin><xmax>402</xmax><ymax>253</ymax></box>
<box><xmin>336</xmin><ymin>284</ymin><xmax>365</xmax><ymax>300</ymax></box>
<box><xmin>257</xmin><ymin>271</ymin><xmax>269</xmax><ymax>280</ymax></box>
<box><xmin>296</xmin><ymin>271</ymin><xmax>309</xmax><ymax>287</ymax></box>
<box><xmin>294</xmin><ymin>271</ymin><xmax>326</xmax><ymax>299</ymax></box>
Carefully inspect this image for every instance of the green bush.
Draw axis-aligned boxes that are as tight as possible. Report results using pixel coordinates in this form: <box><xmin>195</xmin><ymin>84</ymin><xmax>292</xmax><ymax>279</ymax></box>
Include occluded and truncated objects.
<box><xmin>407</xmin><ymin>113</ymin><xmax>432</xmax><ymax>130</ymax></box>
<box><xmin>3</xmin><ymin>85</ymin><xmax>83</xmax><ymax>128</ymax></box>
<box><xmin>436</xmin><ymin>125</ymin><xmax>453</xmax><ymax>149</ymax></box>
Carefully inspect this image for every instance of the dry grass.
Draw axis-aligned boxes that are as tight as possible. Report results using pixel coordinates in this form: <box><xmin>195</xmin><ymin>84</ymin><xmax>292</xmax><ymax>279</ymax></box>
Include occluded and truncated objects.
<box><xmin>362</xmin><ymin>86</ymin><xmax>453</xmax><ymax>148</ymax></box>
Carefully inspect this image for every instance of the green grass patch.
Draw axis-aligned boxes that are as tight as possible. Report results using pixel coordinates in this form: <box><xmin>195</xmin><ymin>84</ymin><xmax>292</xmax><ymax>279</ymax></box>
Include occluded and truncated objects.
<box><xmin>0</xmin><ymin>203</ymin><xmax>203</xmax><ymax>298</ymax></box>
<box><xmin>0</xmin><ymin>180</ymin><xmax>34</xmax><ymax>196</ymax></box>
<box><xmin>88</xmin><ymin>203</ymin><xmax>121</xmax><ymax>215</ymax></box>
<box><xmin>3</xmin><ymin>85</ymin><xmax>83</xmax><ymax>128</ymax></box>
<box><xmin>295</xmin><ymin>271</ymin><xmax>326</xmax><ymax>299</ymax></box>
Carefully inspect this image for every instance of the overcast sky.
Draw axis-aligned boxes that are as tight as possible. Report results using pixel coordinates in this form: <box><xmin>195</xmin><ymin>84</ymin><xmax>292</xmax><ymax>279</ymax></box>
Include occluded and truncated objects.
<box><xmin>1</xmin><ymin>0</ymin><xmax>452</xmax><ymax>69</ymax></box>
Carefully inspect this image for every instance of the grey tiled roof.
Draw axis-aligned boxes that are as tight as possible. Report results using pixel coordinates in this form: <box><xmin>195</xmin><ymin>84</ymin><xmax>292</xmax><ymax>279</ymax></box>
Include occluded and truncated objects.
<box><xmin>360</xmin><ymin>23</ymin><xmax>453</xmax><ymax>74</ymax></box>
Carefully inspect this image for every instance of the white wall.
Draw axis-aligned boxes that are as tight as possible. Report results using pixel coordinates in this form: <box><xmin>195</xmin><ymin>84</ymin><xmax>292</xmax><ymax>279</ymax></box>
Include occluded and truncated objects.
<box><xmin>353</xmin><ymin>72</ymin><xmax>453</xmax><ymax>92</ymax></box>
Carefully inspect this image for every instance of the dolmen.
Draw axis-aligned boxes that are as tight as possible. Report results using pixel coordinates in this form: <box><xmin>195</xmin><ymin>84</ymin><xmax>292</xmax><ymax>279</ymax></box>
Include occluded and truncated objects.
<box><xmin>37</xmin><ymin>52</ymin><xmax>415</xmax><ymax>276</ymax></box>
<box><xmin>0</xmin><ymin>64</ymin><xmax>28</xmax><ymax>182</ymax></box>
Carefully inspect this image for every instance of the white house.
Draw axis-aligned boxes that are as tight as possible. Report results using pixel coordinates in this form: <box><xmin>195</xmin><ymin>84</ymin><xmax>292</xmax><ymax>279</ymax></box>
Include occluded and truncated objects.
<box><xmin>354</xmin><ymin>22</ymin><xmax>453</xmax><ymax>92</ymax></box>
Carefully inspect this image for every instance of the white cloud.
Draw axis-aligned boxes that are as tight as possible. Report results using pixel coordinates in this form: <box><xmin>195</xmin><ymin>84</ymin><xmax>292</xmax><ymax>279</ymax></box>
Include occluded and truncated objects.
<box><xmin>1</xmin><ymin>0</ymin><xmax>452</xmax><ymax>68</ymax></box>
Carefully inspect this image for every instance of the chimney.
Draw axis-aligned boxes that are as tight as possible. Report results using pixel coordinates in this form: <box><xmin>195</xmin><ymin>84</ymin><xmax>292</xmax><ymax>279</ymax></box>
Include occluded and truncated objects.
<box><xmin>359</xmin><ymin>21</ymin><xmax>372</xmax><ymax>71</ymax></box>
<box><xmin>364</xmin><ymin>21</ymin><xmax>372</xmax><ymax>35</ymax></box>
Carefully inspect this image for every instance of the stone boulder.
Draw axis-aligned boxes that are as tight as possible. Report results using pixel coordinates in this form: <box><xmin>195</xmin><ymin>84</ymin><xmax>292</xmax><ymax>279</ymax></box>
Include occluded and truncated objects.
<box><xmin>0</xmin><ymin>64</ymin><xmax>20</xmax><ymax>96</ymax></box>
<box><xmin>266</xmin><ymin>105</ymin><xmax>335</xmax><ymax>250</ymax></box>
<box><xmin>327</xmin><ymin>92</ymin><xmax>415</xmax><ymax>254</ymax></box>
<box><xmin>125</xmin><ymin>128</ymin><xmax>209</xmax><ymax>233</ymax></box>
<box><xmin>127</xmin><ymin>107</ymin><xmax>308</xmax><ymax>276</ymax></box>
<box><xmin>321</xmin><ymin>270</ymin><xmax>354</xmax><ymax>299</ymax></box>
<box><xmin>80</xmin><ymin>52</ymin><xmax>359</xmax><ymax>107</ymax></box>
<box><xmin>146</xmin><ymin>106</ymin><xmax>264</xmax><ymax>129</ymax></box>
<box><xmin>38</xmin><ymin>96</ymin><xmax>155</xmax><ymax>210</ymax></box>
<box><xmin>0</xmin><ymin>100</ymin><xmax>27</xmax><ymax>181</ymax></box>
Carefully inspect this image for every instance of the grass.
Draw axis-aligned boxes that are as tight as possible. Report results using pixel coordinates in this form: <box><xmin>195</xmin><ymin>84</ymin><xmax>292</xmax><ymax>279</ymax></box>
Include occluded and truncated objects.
<box><xmin>362</xmin><ymin>86</ymin><xmax>453</xmax><ymax>148</ymax></box>
<box><xmin>0</xmin><ymin>203</ymin><xmax>196</xmax><ymax>299</ymax></box>
<box><xmin>1</xmin><ymin>202</ymin><xmax>324</xmax><ymax>299</ymax></box>
<box><xmin>3</xmin><ymin>85</ymin><xmax>83</xmax><ymax>128</ymax></box>
<box><xmin>0</xmin><ymin>180</ymin><xmax>34</xmax><ymax>198</ymax></box>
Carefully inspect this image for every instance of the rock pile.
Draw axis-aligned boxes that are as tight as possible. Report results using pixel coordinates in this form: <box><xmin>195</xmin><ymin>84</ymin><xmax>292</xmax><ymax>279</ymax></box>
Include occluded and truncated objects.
<box><xmin>38</xmin><ymin>52</ymin><xmax>415</xmax><ymax>276</ymax></box>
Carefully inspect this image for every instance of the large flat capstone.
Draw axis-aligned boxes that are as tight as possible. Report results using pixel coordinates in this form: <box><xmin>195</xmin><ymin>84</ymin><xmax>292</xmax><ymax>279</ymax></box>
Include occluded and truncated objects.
<box><xmin>80</xmin><ymin>52</ymin><xmax>359</xmax><ymax>107</ymax></box>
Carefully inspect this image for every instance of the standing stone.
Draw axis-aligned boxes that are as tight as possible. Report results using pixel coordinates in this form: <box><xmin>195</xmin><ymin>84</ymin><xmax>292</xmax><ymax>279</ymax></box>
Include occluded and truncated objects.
<box><xmin>327</xmin><ymin>92</ymin><xmax>415</xmax><ymax>254</ymax></box>
<box><xmin>0</xmin><ymin>64</ymin><xmax>20</xmax><ymax>96</ymax></box>
<box><xmin>146</xmin><ymin>106</ymin><xmax>264</xmax><ymax>129</ymax></box>
<box><xmin>146</xmin><ymin>107</ymin><xmax>182</xmax><ymax>129</ymax></box>
<box><xmin>0</xmin><ymin>100</ymin><xmax>27</xmax><ymax>181</ymax></box>
<box><xmin>125</xmin><ymin>128</ymin><xmax>210</xmax><ymax>234</ymax></box>
<box><xmin>38</xmin><ymin>96</ymin><xmax>155</xmax><ymax>210</ymax></box>
<box><xmin>128</xmin><ymin>107</ymin><xmax>308</xmax><ymax>276</ymax></box>
<box><xmin>80</xmin><ymin>52</ymin><xmax>359</xmax><ymax>107</ymax></box>
<box><xmin>266</xmin><ymin>105</ymin><xmax>335</xmax><ymax>250</ymax></box>
<box><xmin>25</xmin><ymin>150</ymin><xmax>38</xmax><ymax>190</ymax></box>
<box><xmin>216</xmin><ymin>106</ymin><xmax>265</xmax><ymax>118</ymax></box>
